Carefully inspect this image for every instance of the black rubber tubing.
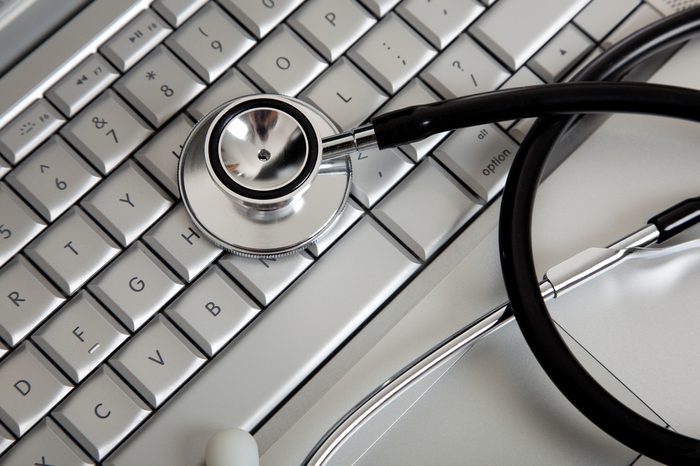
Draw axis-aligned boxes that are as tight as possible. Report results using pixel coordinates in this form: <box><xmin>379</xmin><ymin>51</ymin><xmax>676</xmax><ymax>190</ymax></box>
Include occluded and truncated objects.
<box><xmin>498</xmin><ymin>7</ymin><xmax>700</xmax><ymax>466</ymax></box>
<box><xmin>371</xmin><ymin>5</ymin><xmax>700</xmax><ymax>464</ymax></box>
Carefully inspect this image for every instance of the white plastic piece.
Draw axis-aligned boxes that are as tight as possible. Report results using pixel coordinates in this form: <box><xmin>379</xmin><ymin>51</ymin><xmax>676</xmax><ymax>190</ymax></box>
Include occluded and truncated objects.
<box><xmin>205</xmin><ymin>429</ymin><xmax>259</xmax><ymax>466</ymax></box>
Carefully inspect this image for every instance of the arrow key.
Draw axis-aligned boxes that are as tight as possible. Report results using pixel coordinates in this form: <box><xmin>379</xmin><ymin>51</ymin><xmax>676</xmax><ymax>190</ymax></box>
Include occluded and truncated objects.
<box><xmin>110</xmin><ymin>315</ymin><xmax>205</xmax><ymax>408</ymax></box>
<box><xmin>529</xmin><ymin>24</ymin><xmax>593</xmax><ymax>83</ymax></box>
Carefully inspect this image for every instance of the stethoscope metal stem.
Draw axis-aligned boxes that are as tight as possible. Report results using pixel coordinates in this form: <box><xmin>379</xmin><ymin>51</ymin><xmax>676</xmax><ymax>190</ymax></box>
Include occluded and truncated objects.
<box><xmin>304</xmin><ymin>223</ymin><xmax>662</xmax><ymax>465</ymax></box>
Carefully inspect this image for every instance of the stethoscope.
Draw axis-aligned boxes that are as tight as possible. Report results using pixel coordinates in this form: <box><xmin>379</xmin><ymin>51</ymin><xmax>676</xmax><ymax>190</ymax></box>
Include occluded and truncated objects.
<box><xmin>181</xmin><ymin>7</ymin><xmax>700</xmax><ymax>465</ymax></box>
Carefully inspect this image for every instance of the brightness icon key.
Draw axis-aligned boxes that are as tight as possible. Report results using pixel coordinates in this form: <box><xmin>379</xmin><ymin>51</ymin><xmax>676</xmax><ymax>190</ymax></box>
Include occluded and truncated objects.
<box><xmin>0</xmin><ymin>100</ymin><xmax>65</xmax><ymax>164</ymax></box>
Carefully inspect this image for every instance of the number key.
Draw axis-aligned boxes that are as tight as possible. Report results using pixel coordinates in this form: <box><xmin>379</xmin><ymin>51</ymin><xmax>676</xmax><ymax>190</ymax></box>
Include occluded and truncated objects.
<box><xmin>0</xmin><ymin>183</ymin><xmax>46</xmax><ymax>268</ymax></box>
<box><xmin>62</xmin><ymin>90</ymin><xmax>152</xmax><ymax>175</ymax></box>
<box><xmin>114</xmin><ymin>45</ymin><xmax>206</xmax><ymax>128</ymax></box>
<box><xmin>219</xmin><ymin>0</ymin><xmax>303</xmax><ymax>39</ymax></box>
<box><xmin>167</xmin><ymin>2</ymin><xmax>256</xmax><ymax>83</ymax></box>
<box><xmin>7</xmin><ymin>136</ymin><xmax>101</xmax><ymax>222</ymax></box>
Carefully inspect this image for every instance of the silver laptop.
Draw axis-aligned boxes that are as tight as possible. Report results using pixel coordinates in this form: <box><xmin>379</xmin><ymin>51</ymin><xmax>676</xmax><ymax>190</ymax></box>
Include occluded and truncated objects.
<box><xmin>0</xmin><ymin>0</ymin><xmax>699</xmax><ymax>464</ymax></box>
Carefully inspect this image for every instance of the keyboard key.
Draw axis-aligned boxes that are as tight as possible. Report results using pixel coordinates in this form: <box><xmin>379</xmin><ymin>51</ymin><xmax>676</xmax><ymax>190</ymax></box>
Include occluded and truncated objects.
<box><xmin>219</xmin><ymin>250</ymin><xmax>314</xmax><ymax>306</ymax></box>
<box><xmin>166</xmin><ymin>267</ymin><xmax>260</xmax><ymax>357</ymax></box>
<box><xmin>153</xmin><ymin>0</ymin><xmax>208</xmax><ymax>27</ymax></box>
<box><xmin>350</xmin><ymin>146</ymin><xmax>414</xmax><ymax>208</ymax></box>
<box><xmin>187</xmin><ymin>69</ymin><xmax>259</xmax><ymax>121</ymax></box>
<box><xmin>7</xmin><ymin>136</ymin><xmax>101</xmax><ymax>222</ymax></box>
<box><xmin>574</xmin><ymin>0</ymin><xmax>641</xmax><ymax>42</ymax></box>
<box><xmin>374</xmin><ymin>157</ymin><xmax>481</xmax><ymax>260</ymax></box>
<box><xmin>169</xmin><ymin>3</ymin><xmax>255</xmax><ymax>84</ymax></box>
<box><xmin>218</xmin><ymin>0</ymin><xmax>303</xmax><ymax>38</ymax></box>
<box><xmin>470</xmin><ymin>0</ymin><xmax>589</xmax><ymax>69</ymax></box>
<box><xmin>434</xmin><ymin>123</ymin><xmax>518</xmax><ymax>201</ymax></box>
<box><xmin>0</xmin><ymin>342</ymin><xmax>72</xmax><ymax>436</ymax></box>
<box><xmin>89</xmin><ymin>242</ymin><xmax>183</xmax><ymax>332</ymax></box>
<box><xmin>101</xmin><ymin>9</ymin><xmax>173</xmax><ymax>71</ymax></box>
<box><xmin>529</xmin><ymin>24</ymin><xmax>594</xmax><ymax>83</ymax></box>
<box><xmin>82</xmin><ymin>160</ymin><xmax>173</xmax><ymax>246</ymax></box>
<box><xmin>135</xmin><ymin>114</ymin><xmax>194</xmax><ymax>198</ymax></box>
<box><xmin>0</xmin><ymin>256</ymin><xmax>64</xmax><ymax>347</ymax></box>
<box><xmin>602</xmin><ymin>4</ymin><xmax>662</xmax><ymax>50</ymax></box>
<box><xmin>301</xmin><ymin>57</ymin><xmax>387</xmax><ymax>131</ymax></box>
<box><xmin>239</xmin><ymin>25</ymin><xmax>327</xmax><ymax>96</ymax></box>
<box><xmin>0</xmin><ymin>423</ymin><xmax>13</xmax><ymax>455</ymax></box>
<box><xmin>289</xmin><ymin>0</ymin><xmax>376</xmax><ymax>62</ymax></box>
<box><xmin>114</xmin><ymin>45</ymin><xmax>206</xmax><ymax>128</ymax></box>
<box><xmin>375</xmin><ymin>79</ymin><xmax>447</xmax><ymax>161</ymax></box>
<box><xmin>46</xmin><ymin>54</ymin><xmax>120</xmax><ymax>118</ymax></box>
<box><xmin>0</xmin><ymin>418</ymin><xmax>93</xmax><ymax>466</ymax></box>
<box><xmin>0</xmin><ymin>182</ymin><xmax>46</xmax><ymax>268</ymax></box>
<box><xmin>509</xmin><ymin>114</ymin><xmax>537</xmax><ymax>143</ymax></box>
<box><xmin>396</xmin><ymin>0</ymin><xmax>484</xmax><ymax>50</ymax></box>
<box><xmin>62</xmin><ymin>90</ymin><xmax>152</xmax><ymax>175</ymax></box>
<box><xmin>421</xmin><ymin>33</ymin><xmax>510</xmax><ymax>99</ymax></box>
<box><xmin>0</xmin><ymin>99</ymin><xmax>65</xmax><ymax>164</ymax></box>
<box><xmin>53</xmin><ymin>366</ymin><xmax>150</xmax><ymax>461</ymax></box>
<box><xmin>107</xmin><ymin>217</ymin><xmax>419</xmax><ymax>465</ymax></box>
<box><xmin>33</xmin><ymin>291</ymin><xmax>128</xmax><ymax>383</ymax></box>
<box><xmin>358</xmin><ymin>0</ymin><xmax>400</xmax><ymax>17</ymax></box>
<box><xmin>25</xmin><ymin>207</ymin><xmax>121</xmax><ymax>295</ymax></box>
<box><xmin>308</xmin><ymin>199</ymin><xmax>364</xmax><ymax>256</ymax></box>
<box><xmin>143</xmin><ymin>205</ymin><xmax>222</xmax><ymax>282</ymax></box>
<box><xmin>110</xmin><ymin>315</ymin><xmax>205</xmax><ymax>408</ymax></box>
<box><xmin>348</xmin><ymin>13</ymin><xmax>437</xmax><ymax>94</ymax></box>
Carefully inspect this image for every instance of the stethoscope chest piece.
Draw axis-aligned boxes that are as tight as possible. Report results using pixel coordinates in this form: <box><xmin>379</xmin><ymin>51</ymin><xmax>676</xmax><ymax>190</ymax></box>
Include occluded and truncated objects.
<box><xmin>178</xmin><ymin>94</ymin><xmax>351</xmax><ymax>257</ymax></box>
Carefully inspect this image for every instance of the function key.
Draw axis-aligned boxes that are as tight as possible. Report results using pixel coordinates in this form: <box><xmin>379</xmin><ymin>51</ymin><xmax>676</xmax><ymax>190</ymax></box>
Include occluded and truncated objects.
<box><xmin>46</xmin><ymin>54</ymin><xmax>119</xmax><ymax>118</ymax></box>
<box><xmin>100</xmin><ymin>9</ymin><xmax>172</xmax><ymax>71</ymax></box>
<box><xmin>0</xmin><ymin>99</ymin><xmax>65</xmax><ymax>165</ymax></box>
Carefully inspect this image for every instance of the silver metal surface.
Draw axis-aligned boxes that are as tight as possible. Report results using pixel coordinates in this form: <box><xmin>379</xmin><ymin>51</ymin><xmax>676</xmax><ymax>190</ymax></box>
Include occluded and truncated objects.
<box><xmin>187</xmin><ymin>68</ymin><xmax>258</xmax><ymax>122</ymax></box>
<box><xmin>216</xmin><ymin>108</ymin><xmax>311</xmax><ymax>194</ymax></box>
<box><xmin>374</xmin><ymin>158</ymin><xmax>481</xmax><ymax>261</ymax></box>
<box><xmin>142</xmin><ymin>205</ymin><xmax>222</xmax><ymax>281</ymax></box>
<box><xmin>81</xmin><ymin>160</ymin><xmax>173</xmax><ymax>247</ymax></box>
<box><xmin>217</xmin><ymin>0</ymin><xmax>303</xmax><ymax>39</ymax></box>
<box><xmin>302</xmin><ymin>57</ymin><xmax>387</xmax><ymax>132</ymax></box>
<box><xmin>0</xmin><ymin>256</ymin><xmax>64</xmax><ymax>347</ymax></box>
<box><xmin>321</xmin><ymin>124</ymin><xmax>378</xmax><ymax>162</ymax></box>
<box><xmin>88</xmin><ymin>242</ymin><xmax>183</xmax><ymax>331</ymax></box>
<box><xmin>421</xmin><ymin>33</ymin><xmax>510</xmax><ymax>99</ymax></box>
<box><xmin>100</xmin><ymin>9</ymin><xmax>172</xmax><ymax>72</ymax></box>
<box><xmin>110</xmin><ymin>315</ymin><xmax>205</xmax><ymax>408</ymax></box>
<box><xmin>396</xmin><ymin>0</ymin><xmax>484</xmax><ymax>50</ymax></box>
<box><xmin>305</xmin><ymin>223</ymin><xmax>662</xmax><ymax>465</ymax></box>
<box><xmin>470</xmin><ymin>0</ymin><xmax>589</xmax><ymax>69</ymax></box>
<box><xmin>0</xmin><ymin>182</ymin><xmax>46</xmax><ymax>268</ymax></box>
<box><xmin>24</xmin><ymin>207</ymin><xmax>121</xmax><ymax>295</ymax></box>
<box><xmin>8</xmin><ymin>136</ymin><xmax>101</xmax><ymax>222</ymax></box>
<box><xmin>113</xmin><ymin>45</ymin><xmax>206</xmax><ymax>128</ymax></box>
<box><xmin>219</xmin><ymin>250</ymin><xmax>314</xmax><ymax>306</ymax></box>
<box><xmin>61</xmin><ymin>90</ymin><xmax>152</xmax><ymax>175</ymax></box>
<box><xmin>179</xmin><ymin>94</ymin><xmax>352</xmax><ymax>257</ymax></box>
<box><xmin>166</xmin><ymin>2</ymin><xmax>255</xmax><ymax>83</ymax></box>
<box><xmin>152</xmin><ymin>0</ymin><xmax>208</xmax><ymax>27</ymax></box>
<box><xmin>238</xmin><ymin>25</ymin><xmax>328</xmax><ymax>97</ymax></box>
<box><xmin>0</xmin><ymin>99</ymin><xmax>65</xmax><ymax>165</ymax></box>
<box><xmin>33</xmin><ymin>291</ymin><xmax>129</xmax><ymax>383</ymax></box>
<box><xmin>289</xmin><ymin>0</ymin><xmax>376</xmax><ymax>62</ymax></box>
<box><xmin>349</xmin><ymin>146</ymin><xmax>414</xmax><ymax>209</ymax></box>
<box><xmin>165</xmin><ymin>267</ymin><xmax>260</xmax><ymax>357</ymax></box>
<box><xmin>135</xmin><ymin>113</ymin><xmax>194</xmax><ymax>198</ymax></box>
<box><xmin>45</xmin><ymin>54</ymin><xmax>120</xmax><ymax>118</ymax></box>
<box><xmin>0</xmin><ymin>417</ymin><xmax>93</xmax><ymax>465</ymax></box>
<box><xmin>348</xmin><ymin>13</ymin><xmax>437</xmax><ymax>95</ymax></box>
<box><xmin>53</xmin><ymin>366</ymin><xmax>150</xmax><ymax>461</ymax></box>
<box><xmin>0</xmin><ymin>342</ymin><xmax>72</xmax><ymax>437</ymax></box>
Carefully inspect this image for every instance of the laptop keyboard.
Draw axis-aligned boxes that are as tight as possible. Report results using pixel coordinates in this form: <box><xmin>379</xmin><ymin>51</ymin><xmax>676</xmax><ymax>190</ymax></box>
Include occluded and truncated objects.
<box><xmin>0</xmin><ymin>0</ymin><xmax>678</xmax><ymax>462</ymax></box>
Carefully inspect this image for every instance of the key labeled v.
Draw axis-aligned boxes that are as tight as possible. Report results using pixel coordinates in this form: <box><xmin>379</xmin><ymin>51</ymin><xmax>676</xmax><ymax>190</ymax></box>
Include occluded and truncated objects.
<box><xmin>148</xmin><ymin>349</ymin><xmax>165</xmax><ymax>365</ymax></box>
